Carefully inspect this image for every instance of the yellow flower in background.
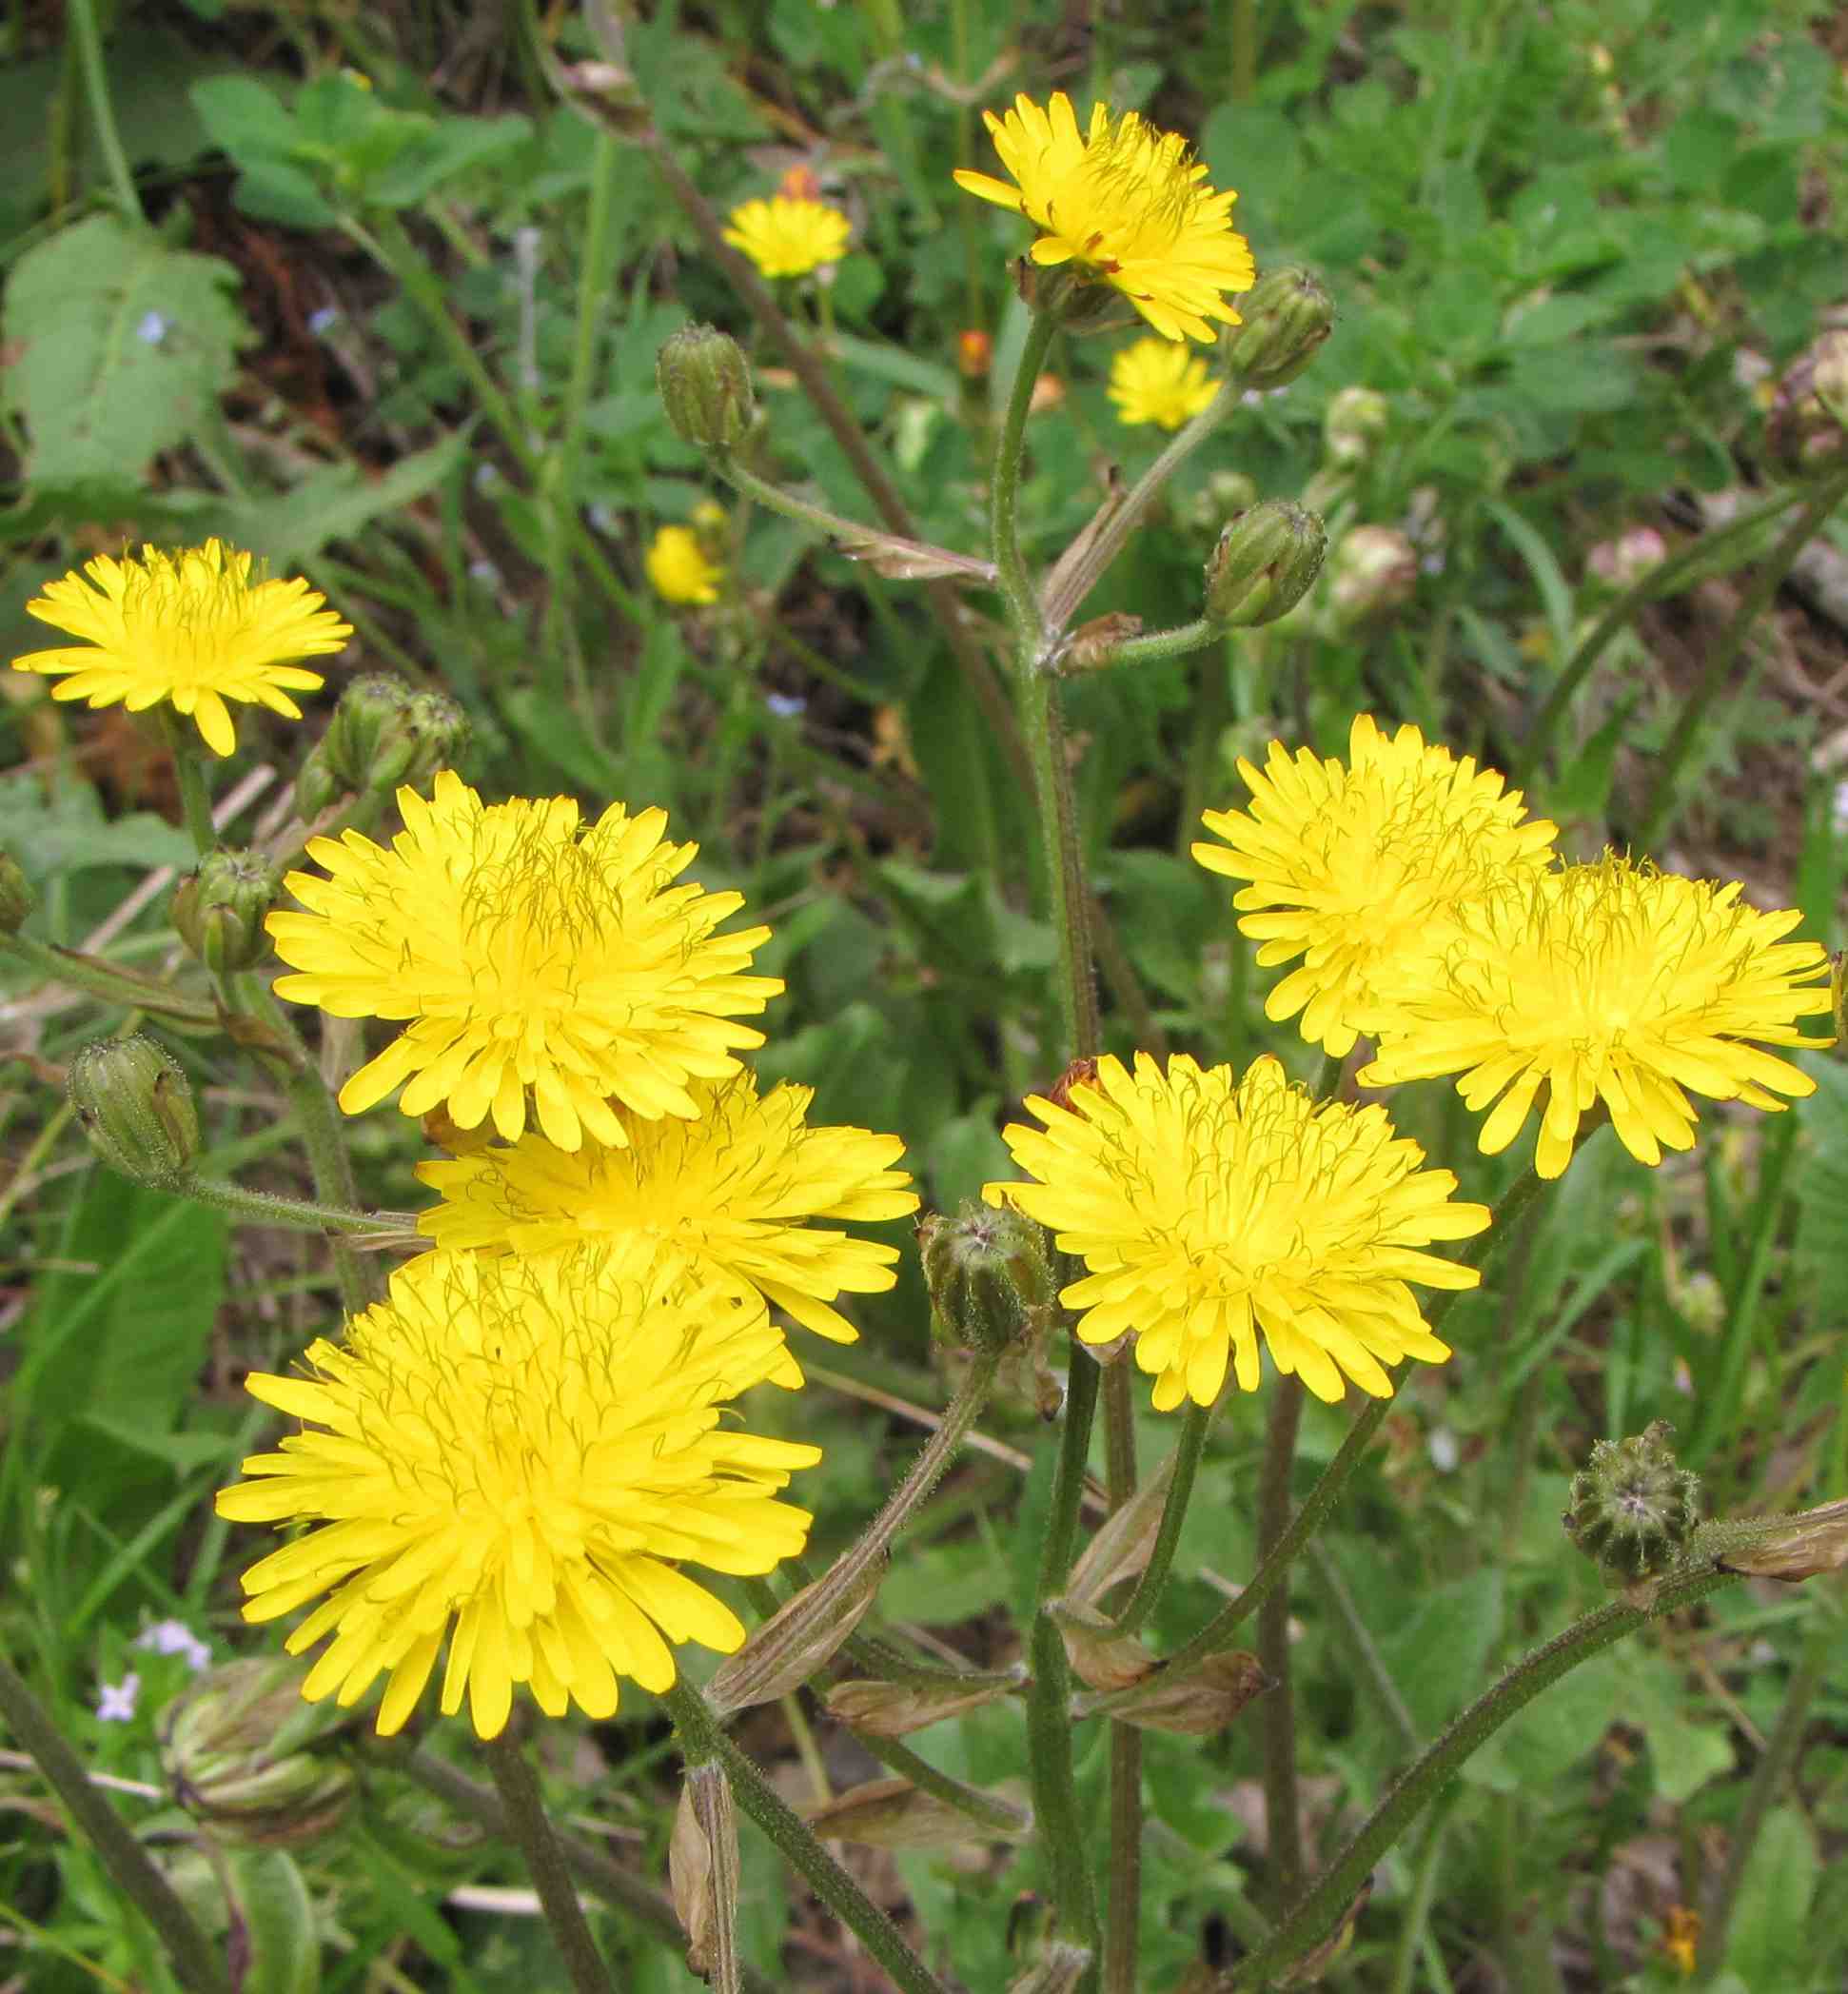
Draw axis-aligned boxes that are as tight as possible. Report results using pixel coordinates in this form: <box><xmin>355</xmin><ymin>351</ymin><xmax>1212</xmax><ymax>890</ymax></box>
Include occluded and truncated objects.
<box><xmin>1193</xmin><ymin>714</ymin><xmax>1558</xmax><ymax>1056</ymax></box>
<box><xmin>1359</xmin><ymin>857</ymin><xmax>1834</xmax><ymax>1179</ymax></box>
<box><xmin>11</xmin><ymin>541</ymin><xmax>350</xmax><ymax>758</ymax></box>
<box><xmin>267</xmin><ymin>771</ymin><xmax>781</xmax><ymax>1150</ymax></box>
<box><xmin>216</xmin><ymin>1248</ymin><xmax>818</xmax><ymax>1739</ymax></box>
<box><xmin>416</xmin><ymin>1071</ymin><xmax>920</xmax><ymax>1370</ymax></box>
<box><xmin>953</xmin><ymin>91</ymin><xmax>1255</xmax><ymax>343</ymax></box>
<box><xmin>1108</xmin><ymin>336</ymin><xmax>1221</xmax><ymax>429</ymax></box>
<box><xmin>984</xmin><ymin>1054</ymin><xmax>1488</xmax><ymax>1410</ymax></box>
<box><xmin>722</xmin><ymin>194</ymin><xmax>852</xmax><ymax>279</ymax></box>
<box><xmin>646</xmin><ymin>524</ymin><xmax>724</xmax><ymax>606</ymax></box>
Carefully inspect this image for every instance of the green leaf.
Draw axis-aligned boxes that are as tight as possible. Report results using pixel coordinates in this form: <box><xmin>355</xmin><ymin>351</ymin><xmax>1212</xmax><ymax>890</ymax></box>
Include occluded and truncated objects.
<box><xmin>1377</xmin><ymin>1570</ymin><xmax>1504</xmax><ymax>1739</ymax></box>
<box><xmin>1726</xmin><ymin>1805</ymin><xmax>1819</xmax><ymax>1988</ymax></box>
<box><xmin>225</xmin><ymin>433</ymin><xmax>469</xmax><ymax>567</ymax></box>
<box><xmin>4</xmin><ymin>214</ymin><xmax>250</xmax><ymax>485</ymax></box>
<box><xmin>227</xmin><ymin>1850</ymin><xmax>320</xmax><ymax>1994</ymax></box>
<box><xmin>189</xmin><ymin>72</ymin><xmax>299</xmax><ymax>160</ymax></box>
<box><xmin>0</xmin><ymin>771</ymin><xmax>195</xmax><ymax>889</ymax></box>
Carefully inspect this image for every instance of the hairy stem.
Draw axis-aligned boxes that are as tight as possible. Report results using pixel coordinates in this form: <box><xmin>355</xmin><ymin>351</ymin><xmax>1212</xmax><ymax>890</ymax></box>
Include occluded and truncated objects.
<box><xmin>1257</xmin><ymin>1376</ymin><xmax>1307</xmax><ymax>1902</ymax></box>
<box><xmin>482</xmin><ymin>1730</ymin><xmax>617</xmax><ymax>1994</ymax></box>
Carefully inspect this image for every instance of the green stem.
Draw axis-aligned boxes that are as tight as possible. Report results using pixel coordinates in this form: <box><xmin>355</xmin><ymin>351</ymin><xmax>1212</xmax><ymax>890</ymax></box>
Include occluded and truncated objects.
<box><xmin>1149</xmin><ymin>1167</ymin><xmax>1548</xmax><ymax>1685</ymax></box>
<box><xmin>1634</xmin><ymin>469</ymin><xmax>1848</xmax><ymax>850</ymax></box>
<box><xmin>1307</xmin><ymin>1538</ymin><xmax>1419</xmax><ymax>1755</ymax></box>
<box><xmin>1082</xmin><ymin>618</ymin><xmax>1217</xmax><ymax>673</ymax></box>
<box><xmin>399</xmin><ymin>1748</ymin><xmax>780</xmax><ymax>1994</ymax></box>
<box><xmin>160</xmin><ymin>714</ymin><xmax>219</xmax><ymax>857</ymax></box>
<box><xmin>1113</xmin><ymin>1403</ymin><xmax>1213</xmax><ymax>1637</ymax></box>
<box><xmin>180</xmin><ymin>1173</ymin><xmax>401</xmax><ymax>1238</ymax></box>
<box><xmin>1229</xmin><ymin>1565</ymin><xmax>1740</xmax><ymax>1986</ymax></box>
<box><xmin>557</xmin><ymin>127</ymin><xmax>620</xmax><ymax>516</ymax></box>
<box><xmin>1231</xmin><ymin>0</ymin><xmax>1260</xmax><ymax>102</ymax></box>
<box><xmin>1386</xmin><ymin>1805</ymin><xmax>1454</xmax><ymax>1994</ymax></box>
<box><xmin>1028</xmin><ymin>1349</ymin><xmax>1105</xmax><ymax>1968</ymax></box>
<box><xmin>1512</xmin><ymin>484</ymin><xmax>1807</xmax><ymax>789</ymax></box>
<box><xmin>0</xmin><ymin>1650</ymin><xmax>228</xmax><ymax>1994</ymax></box>
<box><xmin>245</xmin><ymin>978</ymin><xmax>376</xmax><ymax>1313</ymax></box>
<box><xmin>2</xmin><ymin>933</ymin><xmax>217</xmax><ymax>1026</ymax></box>
<box><xmin>992</xmin><ymin>312</ymin><xmax>1059</xmax><ymax>645</ymax></box>
<box><xmin>685</xmin><ymin>1765</ymin><xmax>743</xmax><ymax>1994</ymax></box>
<box><xmin>1256</xmin><ymin>1376</ymin><xmax>1307</xmax><ymax>1902</ymax></box>
<box><xmin>68</xmin><ymin>0</ymin><xmax>141</xmax><ymax>221</ymax></box>
<box><xmin>1696</xmin><ymin>1603</ymin><xmax>1839</xmax><ymax>1984</ymax></box>
<box><xmin>1100</xmin><ymin>1360</ymin><xmax>1142</xmax><ymax>1994</ymax></box>
<box><xmin>482</xmin><ymin>1730</ymin><xmax>617</xmax><ymax>1994</ymax></box>
<box><xmin>661</xmin><ymin>1681</ymin><xmax>951</xmax><ymax>1994</ymax></box>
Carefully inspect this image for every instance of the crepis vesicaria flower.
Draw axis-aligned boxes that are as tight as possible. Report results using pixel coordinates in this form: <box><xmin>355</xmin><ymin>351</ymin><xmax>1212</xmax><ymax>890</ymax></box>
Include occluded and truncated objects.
<box><xmin>953</xmin><ymin>91</ymin><xmax>1255</xmax><ymax>344</ymax></box>
<box><xmin>984</xmin><ymin>1053</ymin><xmax>1488</xmax><ymax>1410</ymax></box>
<box><xmin>722</xmin><ymin>194</ymin><xmax>852</xmax><ymax>279</ymax></box>
<box><xmin>266</xmin><ymin>772</ymin><xmax>781</xmax><ymax>1151</ymax></box>
<box><xmin>1108</xmin><ymin>336</ymin><xmax>1221</xmax><ymax>430</ymax></box>
<box><xmin>646</xmin><ymin>523</ymin><xmax>724</xmax><ymax>606</ymax></box>
<box><xmin>1193</xmin><ymin>714</ymin><xmax>1558</xmax><ymax>1056</ymax></box>
<box><xmin>416</xmin><ymin>1071</ymin><xmax>919</xmax><ymax>1369</ymax></box>
<box><xmin>1360</xmin><ymin>857</ymin><xmax>1834</xmax><ymax>1178</ymax></box>
<box><xmin>11</xmin><ymin>540</ymin><xmax>351</xmax><ymax>758</ymax></box>
<box><xmin>216</xmin><ymin>1247</ymin><xmax>818</xmax><ymax>1740</ymax></box>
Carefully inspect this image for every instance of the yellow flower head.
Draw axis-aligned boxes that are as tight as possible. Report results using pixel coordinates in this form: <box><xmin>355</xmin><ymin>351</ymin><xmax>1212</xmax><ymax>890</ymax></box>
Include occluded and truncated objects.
<box><xmin>11</xmin><ymin>541</ymin><xmax>350</xmax><ymax>759</ymax></box>
<box><xmin>266</xmin><ymin>771</ymin><xmax>782</xmax><ymax>1151</ymax></box>
<box><xmin>953</xmin><ymin>91</ymin><xmax>1256</xmax><ymax>344</ymax></box>
<box><xmin>1108</xmin><ymin>335</ymin><xmax>1221</xmax><ymax>429</ymax></box>
<box><xmin>646</xmin><ymin>524</ymin><xmax>724</xmax><ymax>606</ymax></box>
<box><xmin>1359</xmin><ymin>857</ymin><xmax>1835</xmax><ymax>1179</ymax></box>
<box><xmin>1193</xmin><ymin>714</ymin><xmax>1558</xmax><ymax>1056</ymax></box>
<box><xmin>415</xmin><ymin>1071</ymin><xmax>919</xmax><ymax>1367</ymax></box>
<box><xmin>722</xmin><ymin>194</ymin><xmax>852</xmax><ymax>279</ymax></box>
<box><xmin>984</xmin><ymin>1053</ymin><xmax>1488</xmax><ymax>1410</ymax></box>
<box><xmin>216</xmin><ymin>1247</ymin><xmax>818</xmax><ymax>1739</ymax></box>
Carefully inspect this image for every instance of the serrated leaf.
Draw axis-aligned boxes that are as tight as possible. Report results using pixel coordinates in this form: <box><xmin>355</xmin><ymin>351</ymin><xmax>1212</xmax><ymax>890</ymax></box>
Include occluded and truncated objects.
<box><xmin>0</xmin><ymin>771</ymin><xmax>195</xmax><ymax>887</ymax></box>
<box><xmin>4</xmin><ymin>214</ymin><xmax>249</xmax><ymax>484</ymax></box>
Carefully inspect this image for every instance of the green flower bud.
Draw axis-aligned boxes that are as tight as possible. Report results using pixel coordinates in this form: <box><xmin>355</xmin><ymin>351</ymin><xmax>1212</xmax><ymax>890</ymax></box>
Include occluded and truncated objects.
<box><xmin>69</xmin><ymin>1036</ymin><xmax>200</xmax><ymax>1189</ymax></box>
<box><xmin>1323</xmin><ymin>384</ymin><xmax>1390</xmax><ymax>465</ymax></box>
<box><xmin>0</xmin><ymin>847</ymin><xmax>32</xmax><ymax>936</ymax></box>
<box><xmin>1563</xmin><ymin>1421</ymin><xmax>1701</xmax><ymax>1587</ymax></box>
<box><xmin>403</xmin><ymin>689</ymin><xmax>470</xmax><ymax>783</ymax></box>
<box><xmin>1327</xmin><ymin>523</ymin><xmax>1417</xmax><ymax>628</ymax></box>
<box><xmin>1223</xmin><ymin>267</ymin><xmax>1334</xmax><ymax>389</ymax></box>
<box><xmin>172</xmin><ymin>849</ymin><xmax>281</xmax><ymax>976</ymax></box>
<box><xmin>1012</xmin><ymin>258</ymin><xmax>1138</xmax><ymax>336</ymax></box>
<box><xmin>918</xmin><ymin>1201</ymin><xmax>1054</xmax><ymax>1353</ymax></box>
<box><xmin>1205</xmin><ymin>500</ymin><xmax>1327</xmax><ymax>627</ymax></box>
<box><xmin>658</xmin><ymin>324</ymin><xmax>757</xmax><ymax>451</ymax></box>
<box><xmin>159</xmin><ymin>1657</ymin><xmax>355</xmax><ymax>1849</ymax></box>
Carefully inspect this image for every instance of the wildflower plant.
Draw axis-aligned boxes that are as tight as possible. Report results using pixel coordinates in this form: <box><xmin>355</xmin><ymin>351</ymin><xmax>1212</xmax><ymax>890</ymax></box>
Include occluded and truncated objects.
<box><xmin>4</xmin><ymin>34</ymin><xmax>1845</xmax><ymax>1994</ymax></box>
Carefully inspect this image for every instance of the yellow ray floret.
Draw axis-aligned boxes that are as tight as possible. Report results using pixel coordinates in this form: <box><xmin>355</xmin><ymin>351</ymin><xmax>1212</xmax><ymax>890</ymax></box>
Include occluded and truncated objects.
<box><xmin>646</xmin><ymin>524</ymin><xmax>724</xmax><ymax>605</ymax></box>
<box><xmin>11</xmin><ymin>540</ymin><xmax>350</xmax><ymax>758</ymax></box>
<box><xmin>1193</xmin><ymin>713</ymin><xmax>1559</xmax><ymax>1057</ymax></box>
<box><xmin>216</xmin><ymin>1246</ymin><xmax>818</xmax><ymax>1740</ymax></box>
<box><xmin>1359</xmin><ymin>856</ymin><xmax>1835</xmax><ymax>1179</ymax></box>
<box><xmin>953</xmin><ymin>91</ymin><xmax>1255</xmax><ymax>344</ymax></box>
<box><xmin>266</xmin><ymin>771</ymin><xmax>782</xmax><ymax>1150</ymax></box>
<box><xmin>1108</xmin><ymin>336</ymin><xmax>1221</xmax><ymax>429</ymax></box>
<box><xmin>722</xmin><ymin>195</ymin><xmax>852</xmax><ymax>279</ymax></box>
<box><xmin>983</xmin><ymin>1053</ymin><xmax>1487</xmax><ymax>1411</ymax></box>
<box><xmin>416</xmin><ymin>1071</ymin><xmax>918</xmax><ymax>1371</ymax></box>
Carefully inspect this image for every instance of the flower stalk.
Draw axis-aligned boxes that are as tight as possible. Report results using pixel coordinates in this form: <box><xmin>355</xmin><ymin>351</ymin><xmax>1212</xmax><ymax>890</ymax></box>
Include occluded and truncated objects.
<box><xmin>482</xmin><ymin>1729</ymin><xmax>618</xmax><ymax>1994</ymax></box>
<box><xmin>161</xmin><ymin>713</ymin><xmax>220</xmax><ymax>857</ymax></box>
<box><xmin>1257</xmin><ymin>1374</ymin><xmax>1308</xmax><ymax>1902</ymax></box>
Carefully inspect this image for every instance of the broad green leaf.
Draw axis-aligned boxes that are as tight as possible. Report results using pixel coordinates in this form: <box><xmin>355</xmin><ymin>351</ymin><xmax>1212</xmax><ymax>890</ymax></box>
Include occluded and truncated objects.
<box><xmin>226</xmin><ymin>433</ymin><xmax>468</xmax><ymax>567</ymax></box>
<box><xmin>1726</xmin><ymin>1805</ymin><xmax>1819</xmax><ymax>1988</ymax></box>
<box><xmin>0</xmin><ymin>771</ymin><xmax>195</xmax><ymax>888</ymax></box>
<box><xmin>4</xmin><ymin>215</ymin><xmax>249</xmax><ymax>485</ymax></box>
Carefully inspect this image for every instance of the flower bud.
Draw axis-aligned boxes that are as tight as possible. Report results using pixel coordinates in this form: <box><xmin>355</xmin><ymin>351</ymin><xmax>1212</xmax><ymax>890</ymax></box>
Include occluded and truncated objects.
<box><xmin>1764</xmin><ymin>329</ymin><xmax>1848</xmax><ymax>478</ymax></box>
<box><xmin>800</xmin><ymin>1776</ymin><xmax>1031</xmax><ymax>1849</ymax></box>
<box><xmin>1327</xmin><ymin>523</ymin><xmax>1418</xmax><ymax>628</ymax></box>
<box><xmin>1563</xmin><ymin>1420</ymin><xmax>1701</xmax><ymax>1587</ymax></box>
<box><xmin>1074</xmin><ymin>1649</ymin><xmax>1271</xmax><ymax>1736</ymax></box>
<box><xmin>172</xmin><ymin>849</ymin><xmax>281</xmax><ymax>976</ymax></box>
<box><xmin>658</xmin><ymin>324</ymin><xmax>757</xmax><ymax>451</ymax></box>
<box><xmin>1189</xmin><ymin>467</ymin><xmax>1259</xmax><ymax>532</ymax></box>
<box><xmin>1323</xmin><ymin>385</ymin><xmax>1390</xmax><ymax>465</ymax></box>
<box><xmin>918</xmin><ymin>1201</ymin><xmax>1055</xmax><ymax>1353</ymax></box>
<box><xmin>670</xmin><ymin>1766</ymin><xmax>737</xmax><ymax>1980</ymax></box>
<box><xmin>1206</xmin><ymin>501</ymin><xmax>1327</xmax><ymax>627</ymax></box>
<box><xmin>1012</xmin><ymin>258</ymin><xmax>1138</xmax><ymax>336</ymax></box>
<box><xmin>69</xmin><ymin>1036</ymin><xmax>200</xmax><ymax>1189</ymax></box>
<box><xmin>825</xmin><ymin>1671</ymin><xmax>1019</xmax><ymax>1739</ymax></box>
<box><xmin>160</xmin><ymin>1658</ymin><xmax>355</xmax><ymax>1848</ymax></box>
<box><xmin>0</xmin><ymin>847</ymin><xmax>31</xmax><ymax>936</ymax></box>
<box><xmin>1223</xmin><ymin>267</ymin><xmax>1334</xmax><ymax>389</ymax></box>
<box><xmin>957</xmin><ymin>329</ymin><xmax>993</xmax><ymax>380</ymax></box>
<box><xmin>1049</xmin><ymin>1600</ymin><xmax>1158</xmax><ymax>1693</ymax></box>
<box><xmin>706</xmin><ymin>1552</ymin><xmax>886</xmax><ymax>1717</ymax></box>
